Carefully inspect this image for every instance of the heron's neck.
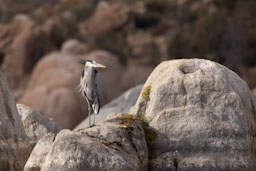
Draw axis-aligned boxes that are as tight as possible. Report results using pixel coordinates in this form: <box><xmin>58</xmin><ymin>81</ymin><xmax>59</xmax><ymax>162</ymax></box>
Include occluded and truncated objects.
<box><xmin>85</xmin><ymin>66</ymin><xmax>96</xmax><ymax>82</ymax></box>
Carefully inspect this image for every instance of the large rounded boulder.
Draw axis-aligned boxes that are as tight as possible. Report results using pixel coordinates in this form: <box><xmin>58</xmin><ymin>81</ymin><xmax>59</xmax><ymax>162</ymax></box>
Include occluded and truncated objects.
<box><xmin>130</xmin><ymin>59</ymin><xmax>256</xmax><ymax>170</ymax></box>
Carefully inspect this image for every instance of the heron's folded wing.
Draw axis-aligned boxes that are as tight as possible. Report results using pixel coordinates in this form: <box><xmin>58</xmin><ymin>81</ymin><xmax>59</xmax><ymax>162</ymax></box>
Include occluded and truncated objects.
<box><xmin>95</xmin><ymin>72</ymin><xmax>103</xmax><ymax>105</ymax></box>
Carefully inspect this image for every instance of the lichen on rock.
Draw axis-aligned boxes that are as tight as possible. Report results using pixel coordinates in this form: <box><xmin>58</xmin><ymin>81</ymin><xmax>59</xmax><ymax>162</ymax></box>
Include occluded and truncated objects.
<box><xmin>141</xmin><ymin>85</ymin><xmax>151</xmax><ymax>100</ymax></box>
<box><xmin>121</xmin><ymin>113</ymin><xmax>157</xmax><ymax>157</ymax></box>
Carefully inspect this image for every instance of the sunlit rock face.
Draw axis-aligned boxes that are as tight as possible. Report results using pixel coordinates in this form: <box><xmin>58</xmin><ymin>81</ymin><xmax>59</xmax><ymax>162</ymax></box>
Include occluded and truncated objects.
<box><xmin>130</xmin><ymin>59</ymin><xmax>256</xmax><ymax>170</ymax></box>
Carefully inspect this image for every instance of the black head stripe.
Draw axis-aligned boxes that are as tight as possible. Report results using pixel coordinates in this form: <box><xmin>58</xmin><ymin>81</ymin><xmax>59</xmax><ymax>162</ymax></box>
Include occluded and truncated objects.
<box><xmin>87</xmin><ymin>59</ymin><xmax>93</xmax><ymax>63</ymax></box>
<box><xmin>81</xmin><ymin>70</ymin><xmax>85</xmax><ymax>78</ymax></box>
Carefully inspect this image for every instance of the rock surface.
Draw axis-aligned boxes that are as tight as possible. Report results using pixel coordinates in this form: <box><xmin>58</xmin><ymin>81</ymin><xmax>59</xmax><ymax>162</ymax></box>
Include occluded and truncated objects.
<box><xmin>243</xmin><ymin>66</ymin><xmax>256</xmax><ymax>89</ymax></box>
<box><xmin>253</xmin><ymin>88</ymin><xmax>256</xmax><ymax>95</ymax></box>
<box><xmin>121</xmin><ymin>65</ymin><xmax>153</xmax><ymax>91</ymax></box>
<box><xmin>17</xmin><ymin>104</ymin><xmax>61</xmax><ymax>146</ymax></box>
<box><xmin>79</xmin><ymin>3</ymin><xmax>131</xmax><ymax>38</ymax></box>
<box><xmin>24</xmin><ymin>113</ymin><xmax>148</xmax><ymax>171</ymax></box>
<box><xmin>75</xmin><ymin>84</ymin><xmax>143</xmax><ymax>130</ymax></box>
<box><xmin>130</xmin><ymin>59</ymin><xmax>256</xmax><ymax>170</ymax></box>
<box><xmin>61</xmin><ymin>39</ymin><xmax>89</xmax><ymax>55</ymax></box>
<box><xmin>0</xmin><ymin>72</ymin><xmax>31</xmax><ymax>170</ymax></box>
<box><xmin>1</xmin><ymin>15</ymin><xmax>61</xmax><ymax>94</ymax></box>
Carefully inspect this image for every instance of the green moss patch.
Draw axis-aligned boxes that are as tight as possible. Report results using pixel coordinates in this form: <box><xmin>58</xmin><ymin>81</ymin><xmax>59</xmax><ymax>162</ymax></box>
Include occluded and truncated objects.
<box><xmin>120</xmin><ymin>114</ymin><xmax>138</xmax><ymax>127</ymax></box>
<box><xmin>142</xmin><ymin>85</ymin><xmax>152</xmax><ymax>100</ymax></box>
<box><xmin>120</xmin><ymin>114</ymin><xmax>138</xmax><ymax>139</ymax></box>
<box><xmin>120</xmin><ymin>113</ymin><xmax>157</xmax><ymax>156</ymax></box>
<box><xmin>140</xmin><ymin>116</ymin><xmax>157</xmax><ymax>156</ymax></box>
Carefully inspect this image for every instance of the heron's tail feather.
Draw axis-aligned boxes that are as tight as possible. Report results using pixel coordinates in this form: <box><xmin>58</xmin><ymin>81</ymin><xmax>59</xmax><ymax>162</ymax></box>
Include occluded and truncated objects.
<box><xmin>92</xmin><ymin>103</ymin><xmax>100</xmax><ymax>115</ymax></box>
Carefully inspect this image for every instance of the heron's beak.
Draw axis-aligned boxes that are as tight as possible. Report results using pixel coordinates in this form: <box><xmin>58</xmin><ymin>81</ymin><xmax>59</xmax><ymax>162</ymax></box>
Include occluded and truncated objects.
<box><xmin>93</xmin><ymin>63</ymin><xmax>106</xmax><ymax>68</ymax></box>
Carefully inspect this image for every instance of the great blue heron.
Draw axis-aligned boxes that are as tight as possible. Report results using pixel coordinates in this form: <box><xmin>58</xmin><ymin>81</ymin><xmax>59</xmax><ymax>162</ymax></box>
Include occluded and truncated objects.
<box><xmin>79</xmin><ymin>60</ymin><xmax>106</xmax><ymax>127</ymax></box>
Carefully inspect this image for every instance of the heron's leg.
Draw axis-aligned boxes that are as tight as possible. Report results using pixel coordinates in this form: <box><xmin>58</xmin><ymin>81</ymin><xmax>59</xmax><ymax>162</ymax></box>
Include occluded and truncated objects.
<box><xmin>89</xmin><ymin>110</ymin><xmax>91</xmax><ymax>127</ymax></box>
<box><xmin>89</xmin><ymin>105</ymin><xmax>94</xmax><ymax>127</ymax></box>
<box><xmin>86</xmin><ymin>98</ymin><xmax>93</xmax><ymax>127</ymax></box>
<box><xmin>87</xmin><ymin>105</ymin><xmax>90</xmax><ymax>127</ymax></box>
<box><xmin>93</xmin><ymin>112</ymin><xmax>95</xmax><ymax>126</ymax></box>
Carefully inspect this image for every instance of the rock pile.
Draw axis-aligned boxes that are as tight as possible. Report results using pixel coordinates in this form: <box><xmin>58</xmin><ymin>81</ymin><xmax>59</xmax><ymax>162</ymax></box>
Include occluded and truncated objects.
<box><xmin>23</xmin><ymin>59</ymin><xmax>256</xmax><ymax>171</ymax></box>
<box><xmin>1</xmin><ymin>58</ymin><xmax>256</xmax><ymax>170</ymax></box>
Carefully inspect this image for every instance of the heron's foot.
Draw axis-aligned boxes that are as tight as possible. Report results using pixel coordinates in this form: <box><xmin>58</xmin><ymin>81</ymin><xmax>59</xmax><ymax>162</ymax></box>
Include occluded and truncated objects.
<box><xmin>89</xmin><ymin>123</ymin><xmax>95</xmax><ymax>128</ymax></box>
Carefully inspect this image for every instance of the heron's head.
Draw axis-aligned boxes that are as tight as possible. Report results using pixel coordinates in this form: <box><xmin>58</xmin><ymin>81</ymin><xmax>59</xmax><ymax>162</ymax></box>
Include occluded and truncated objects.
<box><xmin>79</xmin><ymin>59</ymin><xmax>106</xmax><ymax>68</ymax></box>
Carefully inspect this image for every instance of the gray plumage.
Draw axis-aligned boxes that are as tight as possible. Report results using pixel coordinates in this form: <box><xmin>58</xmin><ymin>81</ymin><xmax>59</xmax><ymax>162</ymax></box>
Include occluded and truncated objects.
<box><xmin>79</xmin><ymin>60</ymin><xmax>106</xmax><ymax>127</ymax></box>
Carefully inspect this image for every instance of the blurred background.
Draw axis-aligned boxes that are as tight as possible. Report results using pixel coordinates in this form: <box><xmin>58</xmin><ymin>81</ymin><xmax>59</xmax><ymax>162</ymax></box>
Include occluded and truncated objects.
<box><xmin>0</xmin><ymin>0</ymin><xmax>255</xmax><ymax>129</ymax></box>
